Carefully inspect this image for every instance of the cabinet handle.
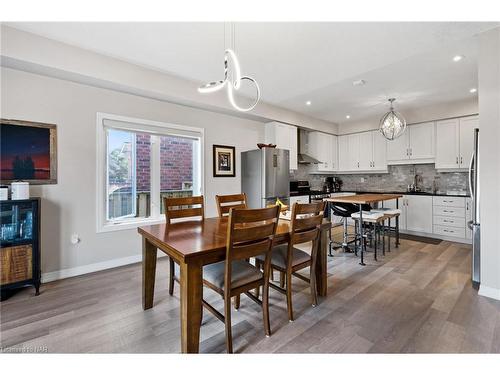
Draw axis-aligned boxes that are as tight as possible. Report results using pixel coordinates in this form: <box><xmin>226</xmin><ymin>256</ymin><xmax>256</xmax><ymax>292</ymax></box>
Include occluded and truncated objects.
<box><xmin>410</xmin><ymin>148</ymin><xmax>412</xmax><ymax>156</ymax></box>
<box><xmin>460</xmin><ymin>156</ymin><xmax>463</xmax><ymax>164</ymax></box>
<box><xmin>357</xmin><ymin>161</ymin><xmax>359</xmax><ymax>168</ymax></box>
<box><xmin>443</xmin><ymin>219</ymin><xmax>454</xmax><ymax>223</ymax></box>
<box><xmin>406</xmin><ymin>149</ymin><xmax>409</xmax><ymax>156</ymax></box>
<box><xmin>456</xmin><ymin>156</ymin><xmax>459</xmax><ymax>164</ymax></box>
<box><xmin>443</xmin><ymin>210</ymin><xmax>454</xmax><ymax>213</ymax></box>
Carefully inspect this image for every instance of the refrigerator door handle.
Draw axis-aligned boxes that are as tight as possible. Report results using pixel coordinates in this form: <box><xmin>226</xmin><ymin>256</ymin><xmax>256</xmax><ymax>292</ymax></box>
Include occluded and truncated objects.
<box><xmin>468</xmin><ymin>153</ymin><xmax>474</xmax><ymax>199</ymax></box>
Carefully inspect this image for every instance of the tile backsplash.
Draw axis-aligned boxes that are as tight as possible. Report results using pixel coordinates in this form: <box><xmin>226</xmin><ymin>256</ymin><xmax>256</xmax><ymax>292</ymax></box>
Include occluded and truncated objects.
<box><xmin>290</xmin><ymin>163</ymin><xmax>469</xmax><ymax>193</ymax></box>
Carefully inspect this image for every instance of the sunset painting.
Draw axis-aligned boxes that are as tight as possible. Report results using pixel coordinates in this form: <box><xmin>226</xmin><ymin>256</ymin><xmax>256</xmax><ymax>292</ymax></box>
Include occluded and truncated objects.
<box><xmin>0</xmin><ymin>120</ymin><xmax>57</xmax><ymax>184</ymax></box>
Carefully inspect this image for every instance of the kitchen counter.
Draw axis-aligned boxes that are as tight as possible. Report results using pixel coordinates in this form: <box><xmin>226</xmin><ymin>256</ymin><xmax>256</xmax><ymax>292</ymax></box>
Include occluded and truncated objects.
<box><xmin>331</xmin><ymin>190</ymin><xmax>470</xmax><ymax>198</ymax></box>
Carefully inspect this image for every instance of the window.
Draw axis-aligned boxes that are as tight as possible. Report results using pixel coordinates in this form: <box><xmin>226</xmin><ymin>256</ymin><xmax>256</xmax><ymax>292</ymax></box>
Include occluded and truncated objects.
<box><xmin>97</xmin><ymin>113</ymin><xmax>204</xmax><ymax>232</ymax></box>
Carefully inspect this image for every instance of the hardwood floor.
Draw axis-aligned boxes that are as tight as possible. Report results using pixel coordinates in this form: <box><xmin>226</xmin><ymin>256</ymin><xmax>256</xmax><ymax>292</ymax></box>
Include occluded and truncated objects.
<box><xmin>1</xmin><ymin>229</ymin><xmax>500</xmax><ymax>353</ymax></box>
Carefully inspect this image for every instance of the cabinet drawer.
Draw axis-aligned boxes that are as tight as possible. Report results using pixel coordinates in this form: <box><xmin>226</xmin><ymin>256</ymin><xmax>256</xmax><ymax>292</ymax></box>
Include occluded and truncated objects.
<box><xmin>433</xmin><ymin>206</ymin><xmax>465</xmax><ymax>218</ymax></box>
<box><xmin>433</xmin><ymin>215</ymin><xmax>465</xmax><ymax>228</ymax></box>
<box><xmin>433</xmin><ymin>196</ymin><xmax>465</xmax><ymax>208</ymax></box>
<box><xmin>433</xmin><ymin>225</ymin><xmax>465</xmax><ymax>238</ymax></box>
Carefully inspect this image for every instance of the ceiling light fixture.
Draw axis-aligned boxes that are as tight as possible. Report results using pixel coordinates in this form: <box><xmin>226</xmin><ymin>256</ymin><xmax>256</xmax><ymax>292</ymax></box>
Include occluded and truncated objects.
<box><xmin>198</xmin><ymin>23</ymin><xmax>260</xmax><ymax>112</ymax></box>
<box><xmin>470</xmin><ymin>88</ymin><xmax>477</xmax><ymax>93</ymax></box>
<box><xmin>306</xmin><ymin>101</ymin><xmax>312</xmax><ymax>106</ymax></box>
<box><xmin>379</xmin><ymin>98</ymin><xmax>407</xmax><ymax>141</ymax></box>
<box><xmin>453</xmin><ymin>55</ymin><xmax>464</xmax><ymax>62</ymax></box>
<box><xmin>346</xmin><ymin>115</ymin><xmax>350</xmax><ymax>119</ymax></box>
<box><xmin>352</xmin><ymin>79</ymin><xmax>366</xmax><ymax>86</ymax></box>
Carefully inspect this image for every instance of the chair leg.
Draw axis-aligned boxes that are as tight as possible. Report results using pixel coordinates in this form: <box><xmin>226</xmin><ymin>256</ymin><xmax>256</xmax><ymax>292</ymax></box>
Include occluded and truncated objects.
<box><xmin>168</xmin><ymin>257</ymin><xmax>175</xmax><ymax>296</ymax></box>
<box><xmin>234</xmin><ymin>295</ymin><xmax>240</xmax><ymax>310</ymax></box>
<box><xmin>262</xmin><ymin>280</ymin><xmax>271</xmax><ymax>337</ymax></box>
<box><xmin>254</xmin><ymin>260</ymin><xmax>261</xmax><ymax>298</ymax></box>
<box><xmin>280</xmin><ymin>271</ymin><xmax>285</xmax><ymax>288</ymax></box>
<box><xmin>286</xmin><ymin>271</ymin><xmax>294</xmax><ymax>322</ymax></box>
<box><xmin>224</xmin><ymin>295</ymin><xmax>233</xmax><ymax>353</ymax></box>
<box><xmin>310</xmin><ymin>266</ymin><xmax>318</xmax><ymax>308</ymax></box>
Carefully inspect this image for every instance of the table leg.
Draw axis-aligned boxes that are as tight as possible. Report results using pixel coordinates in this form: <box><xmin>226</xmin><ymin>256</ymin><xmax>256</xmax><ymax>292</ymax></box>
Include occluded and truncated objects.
<box><xmin>315</xmin><ymin>225</ymin><xmax>328</xmax><ymax>297</ymax></box>
<box><xmin>142</xmin><ymin>237</ymin><xmax>157</xmax><ymax>310</ymax></box>
<box><xmin>359</xmin><ymin>204</ymin><xmax>366</xmax><ymax>266</ymax></box>
<box><xmin>180</xmin><ymin>261</ymin><xmax>203</xmax><ymax>353</ymax></box>
<box><xmin>396</xmin><ymin>198</ymin><xmax>400</xmax><ymax>248</ymax></box>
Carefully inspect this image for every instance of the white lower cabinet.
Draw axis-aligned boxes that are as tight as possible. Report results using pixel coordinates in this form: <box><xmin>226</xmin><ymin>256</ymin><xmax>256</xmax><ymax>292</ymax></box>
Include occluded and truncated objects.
<box><xmin>383</xmin><ymin>195</ymin><xmax>432</xmax><ymax>232</ymax></box>
<box><xmin>405</xmin><ymin>195</ymin><xmax>433</xmax><ymax>233</ymax></box>
<box><xmin>383</xmin><ymin>194</ymin><xmax>470</xmax><ymax>243</ymax></box>
<box><xmin>432</xmin><ymin>196</ymin><xmax>468</xmax><ymax>240</ymax></box>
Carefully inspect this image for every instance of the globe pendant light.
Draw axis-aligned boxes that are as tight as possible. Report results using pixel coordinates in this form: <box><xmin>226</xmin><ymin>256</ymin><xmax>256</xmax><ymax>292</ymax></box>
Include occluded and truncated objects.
<box><xmin>198</xmin><ymin>24</ymin><xmax>260</xmax><ymax>112</ymax></box>
<box><xmin>379</xmin><ymin>98</ymin><xmax>407</xmax><ymax>140</ymax></box>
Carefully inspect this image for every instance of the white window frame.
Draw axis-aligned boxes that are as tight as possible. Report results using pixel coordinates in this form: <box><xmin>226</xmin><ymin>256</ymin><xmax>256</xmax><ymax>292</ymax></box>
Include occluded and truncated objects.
<box><xmin>96</xmin><ymin>112</ymin><xmax>204</xmax><ymax>233</ymax></box>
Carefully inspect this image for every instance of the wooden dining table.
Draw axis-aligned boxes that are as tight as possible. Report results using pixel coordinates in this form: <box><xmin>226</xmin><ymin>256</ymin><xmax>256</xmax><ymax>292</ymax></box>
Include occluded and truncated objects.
<box><xmin>325</xmin><ymin>193</ymin><xmax>402</xmax><ymax>266</ymax></box>
<box><xmin>138</xmin><ymin>216</ymin><xmax>331</xmax><ymax>353</ymax></box>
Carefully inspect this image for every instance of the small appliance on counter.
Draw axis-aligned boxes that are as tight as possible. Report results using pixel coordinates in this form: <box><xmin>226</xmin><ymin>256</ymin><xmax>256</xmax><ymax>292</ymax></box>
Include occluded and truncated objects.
<box><xmin>324</xmin><ymin>177</ymin><xmax>342</xmax><ymax>193</ymax></box>
<box><xmin>11</xmin><ymin>181</ymin><xmax>30</xmax><ymax>200</ymax></box>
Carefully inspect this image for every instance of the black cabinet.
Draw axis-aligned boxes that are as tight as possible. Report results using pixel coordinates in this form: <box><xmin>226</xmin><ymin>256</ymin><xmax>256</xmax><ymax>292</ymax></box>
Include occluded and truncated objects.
<box><xmin>1</xmin><ymin>198</ymin><xmax>41</xmax><ymax>298</ymax></box>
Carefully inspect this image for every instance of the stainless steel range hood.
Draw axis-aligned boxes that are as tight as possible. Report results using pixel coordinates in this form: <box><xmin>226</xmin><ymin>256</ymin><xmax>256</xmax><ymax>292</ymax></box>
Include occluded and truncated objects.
<box><xmin>298</xmin><ymin>129</ymin><xmax>321</xmax><ymax>164</ymax></box>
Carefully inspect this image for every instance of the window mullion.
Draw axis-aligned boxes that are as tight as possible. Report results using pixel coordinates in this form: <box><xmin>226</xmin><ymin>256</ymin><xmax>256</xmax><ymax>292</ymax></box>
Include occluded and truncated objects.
<box><xmin>150</xmin><ymin>135</ymin><xmax>161</xmax><ymax>219</ymax></box>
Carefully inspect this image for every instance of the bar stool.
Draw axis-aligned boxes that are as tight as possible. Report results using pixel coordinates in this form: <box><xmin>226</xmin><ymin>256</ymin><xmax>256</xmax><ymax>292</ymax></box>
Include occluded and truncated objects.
<box><xmin>329</xmin><ymin>202</ymin><xmax>359</xmax><ymax>254</ymax></box>
<box><xmin>351</xmin><ymin>210</ymin><xmax>387</xmax><ymax>261</ymax></box>
<box><xmin>370</xmin><ymin>208</ymin><xmax>402</xmax><ymax>252</ymax></box>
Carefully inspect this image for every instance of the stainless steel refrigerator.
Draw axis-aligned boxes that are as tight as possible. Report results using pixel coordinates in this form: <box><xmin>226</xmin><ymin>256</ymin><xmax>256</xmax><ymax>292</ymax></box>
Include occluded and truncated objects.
<box><xmin>241</xmin><ymin>148</ymin><xmax>290</xmax><ymax>209</ymax></box>
<box><xmin>468</xmin><ymin>128</ymin><xmax>480</xmax><ymax>288</ymax></box>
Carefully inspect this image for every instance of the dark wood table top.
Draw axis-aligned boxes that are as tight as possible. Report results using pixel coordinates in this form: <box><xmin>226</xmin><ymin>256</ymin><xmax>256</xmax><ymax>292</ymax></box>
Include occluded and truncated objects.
<box><xmin>138</xmin><ymin>217</ymin><xmax>331</xmax><ymax>263</ymax></box>
<box><xmin>325</xmin><ymin>193</ymin><xmax>403</xmax><ymax>204</ymax></box>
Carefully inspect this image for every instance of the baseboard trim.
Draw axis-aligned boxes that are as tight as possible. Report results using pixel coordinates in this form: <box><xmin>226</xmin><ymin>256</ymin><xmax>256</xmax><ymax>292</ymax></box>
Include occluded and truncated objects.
<box><xmin>478</xmin><ymin>285</ymin><xmax>500</xmax><ymax>301</ymax></box>
<box><xmin>41</xmin><ymin>253</ymin><xmax>166</xmax><ymax>283</ymax></box>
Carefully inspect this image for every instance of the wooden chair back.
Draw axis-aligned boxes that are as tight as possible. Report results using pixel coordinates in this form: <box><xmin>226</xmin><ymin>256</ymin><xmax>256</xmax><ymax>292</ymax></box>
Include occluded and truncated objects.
<box><xmin>289</xmin><ymin>201</ymin><xmax>325</xmax><ymax>246</ymax></box>
<box><xmin>163</xmin><ymin>195</ymin><xmax>204</xmax><ymax>225</ymax></box>
<box><xmin>216</xmin><ymin>193</ymin><xmax>247</xmax><ymax>217</ymax></box>
<box><xmin>225</xmin><ymin>206</ymin><xmax>280</xmax><ymax>262</ymax></box>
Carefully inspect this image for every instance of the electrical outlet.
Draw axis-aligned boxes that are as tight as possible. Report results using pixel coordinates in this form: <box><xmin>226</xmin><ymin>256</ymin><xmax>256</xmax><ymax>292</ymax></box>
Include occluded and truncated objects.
<box><xmin>360</xmin><ymin>177</ymin><xmax>365</xmax><ymax>183</ymax></box>
<box><xmin>71</xmin><ymin>234</ymin><xmax>80</xmax><ymax>245</ymax></box>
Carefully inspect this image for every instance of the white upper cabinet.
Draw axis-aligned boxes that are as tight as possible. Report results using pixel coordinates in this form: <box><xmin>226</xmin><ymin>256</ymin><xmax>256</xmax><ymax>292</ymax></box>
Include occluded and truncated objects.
<box><xmin>358</xmin><ymin>132</ymin><xmax>373</xmax><ymax>170</ymax></box>
<box><xmin>387</xmin><ymin>122</ymin><xmax>435</xmax><ymax>164</ymax></box>
<box><xmin>435</xmin><ymin>119</ymin><xmax>460</xmax><ymax>169</ymax></box>
<box><xmin>337</xmin><ymin>130</ymin><xmax>388</xmax><ymax>173</ymax></box>
<box><xmin>459</xmin><ymin>116</ymin><xmax>479</xmax><ymax>168</ymax></box>
<box><xmin>265</xmin><ymin>122</ymin><xmax>298</xmax><ymax>170</ymax></box>
<box><xmin>435</xmin><ymin>116</ymin><xmax>478</xmax><ymax>170</ymax></box>
<box><xmin>308</xmin><ymin>131</ymin><xmax>338</xmax><ymax>173</ymax></box>
<box><xmin>409</xmin><ymin>122</ymin><xmax>435</xmax><ymax>160</ymax></box>
<box><xmin>372</xmin><ymin>131</ymin><xmax>388</xmax><ymax>171</ymax></box>
<box><xmin>338</xmin><ymin>135</ymin><xmax>349</xmax><ymax>171</ymax></box>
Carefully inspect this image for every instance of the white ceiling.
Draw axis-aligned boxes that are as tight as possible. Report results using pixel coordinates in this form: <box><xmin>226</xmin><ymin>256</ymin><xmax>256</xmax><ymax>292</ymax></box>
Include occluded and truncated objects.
<box><xmin>6</xmin><ymin>22</ymin><xmax>499</xmax><ymax>124</ymax></box>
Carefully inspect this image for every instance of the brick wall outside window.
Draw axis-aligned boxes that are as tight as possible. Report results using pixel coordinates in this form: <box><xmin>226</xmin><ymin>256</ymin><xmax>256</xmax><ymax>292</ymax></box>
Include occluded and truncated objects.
<box><xmin>136</xmin><ymin>134</ymin><xmax>193</xmax><ymax>192</ymax></box>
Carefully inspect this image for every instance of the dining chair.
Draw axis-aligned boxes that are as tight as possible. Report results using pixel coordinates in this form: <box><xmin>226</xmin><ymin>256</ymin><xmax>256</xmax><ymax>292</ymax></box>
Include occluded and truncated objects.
<box><xmin>163</xmin><ymin>195</ymin><xmax>204</xmax><ymax>295</ymax></box>
<box><xmin>256</xmin><ymin>201</ymin><xmax>325</xmax><ymax>322</ymax></box>
<box><xmin>201</xmin><ymin>205</ymin><xmax>280</xmax><ymax>353</ymax></box>
<box><xmin>215</xmin><ymin>193</ymin><xmax>247</xmax><ymax>217</ymax></box>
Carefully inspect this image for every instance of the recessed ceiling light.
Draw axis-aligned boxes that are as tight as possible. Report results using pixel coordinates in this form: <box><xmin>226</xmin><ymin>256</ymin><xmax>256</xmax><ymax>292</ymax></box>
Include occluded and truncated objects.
<box><xmin>352</xmin><ymin>79</ymin><xmax>366</xmax><ymax>86</ymax></box>
<box><xmin>306</xmin><ymin>101</ymin><xmax>311</xmax><ymax>106</ymax></box>
<box><xmin>345</xmin><ymin>115</ymin><xmax>351</xmax><ymax>119</ymax></box>
<box><xmin>470</xmin><ymin>88</ymin><xmax>477</xmax><ymax>93</ymax></box>
<box><xmin>453</xmin><ymin>55</ymin><xmax>464</xmax><ymax>62</ymax></box>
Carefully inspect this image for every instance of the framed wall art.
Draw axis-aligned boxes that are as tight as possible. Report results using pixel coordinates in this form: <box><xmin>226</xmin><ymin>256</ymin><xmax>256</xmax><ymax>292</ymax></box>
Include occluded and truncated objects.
<box><xmin>213</xmin><ymin>144</ymin><xmax>235</xmax><ymax>177</ymax></box>
<box><xmin>0</xmin><ymin>119</ymin><xmax>58</xmax><ymax>184</ymax></box>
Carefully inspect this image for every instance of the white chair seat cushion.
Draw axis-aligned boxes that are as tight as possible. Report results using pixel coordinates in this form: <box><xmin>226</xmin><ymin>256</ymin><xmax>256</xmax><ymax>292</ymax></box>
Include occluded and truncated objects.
<box><xmin>351</xmin><ymin>211</ymin><xmax>385</xmax><ymax>220</ymax></box>
<box><xmin>203</xmin><ymin>260</ymin><xmax>263</xmax><ymax>290</ymax></box>
<box><xmin>371</xmin><ymin>208</ymin><xmax>402</xmax><ymax>215</ymax></box>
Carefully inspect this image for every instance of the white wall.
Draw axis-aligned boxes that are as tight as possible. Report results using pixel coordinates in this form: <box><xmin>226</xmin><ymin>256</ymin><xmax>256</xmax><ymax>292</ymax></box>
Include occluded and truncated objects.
<box><xmin>1</xmin><ymin>67</ymin><xmax>266</xmax><ymax>278</ymax></box>
<box><xmin>337</xmin><ymin>97</ymin><xmax>478</xmax><ymax>135</ymax></box>
<box><xmin>478</xmin><ymin>27</ymin><xmax>500</xmax><ymax>300</ymax></box>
